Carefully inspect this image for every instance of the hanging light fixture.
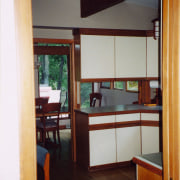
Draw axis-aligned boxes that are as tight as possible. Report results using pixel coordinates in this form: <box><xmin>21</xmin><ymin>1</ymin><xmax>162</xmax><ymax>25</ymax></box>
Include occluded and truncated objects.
<box><xmin>152</xmin><ymin>18</ymin><xmax>160</xmax><ymax>40</ymax></box>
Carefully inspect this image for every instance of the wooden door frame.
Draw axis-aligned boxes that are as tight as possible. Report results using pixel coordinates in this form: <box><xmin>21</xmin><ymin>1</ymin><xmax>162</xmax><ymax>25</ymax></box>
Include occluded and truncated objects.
<box><xmin>162</xmin><ymin>0</ymin><xmax>180</xmax><ymax>179</ymax></box>
<box><xmin>2</xmin><ymin>0</ymin><xmax>180</xmax><ymax>179</ymax></box>
<box><xmin>33</xmin><ymin>38</ymin><xmax>76</xmax><ymax>161</ymax></box>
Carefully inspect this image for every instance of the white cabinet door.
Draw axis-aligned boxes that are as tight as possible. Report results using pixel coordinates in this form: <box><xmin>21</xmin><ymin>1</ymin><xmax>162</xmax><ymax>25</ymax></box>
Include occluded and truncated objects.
<box><xmin>89</xmin><ymin>129</ymin><xmax>116</xmax><ymax>166</ymax></box>
<box><xmin>81</xmin><ymin>35</ymin><xmax>115</xmax><ymax>79</ymax></box>
<box><xmin>147</xmin><ymin>37</ymin><xmax>159</xmax><ymax>77</ymax></box>
<box><xmin>141</xmin><ymin>113</ymin><xmax>160</xmax><ymax>154</ymax></box>
<box><xmin>141</xmin><ymin>126</ymin><xmax>159</xmax><ymax>154</ymax></box>
<box><xmin>116</xmin><ymin>114</ymin><xmax>141</xmax><ymax>162</ymax></box>
<box><xmin>115</xmin><ymin>36</ymin><xmax>146</xmax><ymax>78</ymax></box>
<box><xmin>116</xmin><ymin>126</ymin><xmax>141</xmax><ymax>162</ymax></box>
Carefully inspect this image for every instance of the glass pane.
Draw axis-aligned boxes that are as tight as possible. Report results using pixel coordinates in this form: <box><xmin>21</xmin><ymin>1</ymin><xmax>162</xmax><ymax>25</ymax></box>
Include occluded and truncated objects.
<box><xmin>80</xmin><ymin>83</ymin><xmax>92</xmax><ymax>108</ymax></box>
<box><xmin>127</xmin><ymin>81</ymin><xmax>138</xmax><ymax>92</ymax></box>
<box><xmin>37</xmin><ymin>43</ymin><xmax>70</xmax><ymax>47</ymax></box>
<box><xmin>38</xmin><ymin>54</ymin><xmax>69</xmax><ymax>109</ymax></box>
<box><xmin>101</xmin><ymin>82</ymin><xmax>110</xmax><ymax>88</ymax></box>
<box><xmin>114</xmin><ymin>81</ymin><xmax>124</xmax><ymax>90</ymax></box>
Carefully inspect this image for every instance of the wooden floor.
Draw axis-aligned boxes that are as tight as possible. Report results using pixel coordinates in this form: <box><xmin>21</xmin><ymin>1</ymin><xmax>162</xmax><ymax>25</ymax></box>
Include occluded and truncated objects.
<box><xmin>37</xmin><ymin>129</ymin><xmax>136</xmax><ymax>180</ymax></box>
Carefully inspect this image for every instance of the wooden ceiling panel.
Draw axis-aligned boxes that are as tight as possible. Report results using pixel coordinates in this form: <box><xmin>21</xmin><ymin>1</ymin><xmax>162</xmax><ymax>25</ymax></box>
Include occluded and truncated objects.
<box><xmin>81</xmin><ymin>0</ymin><xmax>124</xmax><ymax>18</ymax></box>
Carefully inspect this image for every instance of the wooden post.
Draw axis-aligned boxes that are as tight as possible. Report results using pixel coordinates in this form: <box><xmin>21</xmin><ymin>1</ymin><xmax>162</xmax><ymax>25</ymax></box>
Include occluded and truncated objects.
<box><xmin>163</xmin><ymin>0</ymin><xmax>180</xmax><ymax>179</ymax></box>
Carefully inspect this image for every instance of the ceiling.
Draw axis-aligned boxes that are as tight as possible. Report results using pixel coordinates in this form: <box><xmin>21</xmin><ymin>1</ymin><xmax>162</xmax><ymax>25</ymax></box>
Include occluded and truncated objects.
<box><xmin>126</xmin><ymin>0</ymin><xmax>159</xmax><ymax>9</ymax></box>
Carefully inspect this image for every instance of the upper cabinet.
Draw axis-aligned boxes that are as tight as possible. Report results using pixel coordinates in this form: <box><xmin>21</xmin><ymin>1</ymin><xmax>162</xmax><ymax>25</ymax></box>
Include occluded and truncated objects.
<box><xmin>115</xmin><ymin>36</ymin><xmax>146</xmax><ymax>78</ymax></box>
<box><xmin>146</xmin><ymin>37</ymin><xmax>159</xmax><ymax>78</ymax></box>
<box><xmin>74</xmin><ymin>29</ymin><xmax>159</xmax><ymax>81</ymax></box>
<box><xmin>81</xmin><ymin>35</ymin><xmax>115</xmax><ymax>79</ymax></box>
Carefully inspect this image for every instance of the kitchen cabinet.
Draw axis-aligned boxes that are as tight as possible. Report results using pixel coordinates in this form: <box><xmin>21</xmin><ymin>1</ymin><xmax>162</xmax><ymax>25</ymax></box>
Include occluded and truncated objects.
<box><xmin>147</xmin><ymin>37</ymin><xmax>159</xmax><ymax>78</ymax></box>
<box><xmin>116</xmin><ymin>126</ymin><xmax>141</xmax><ymax>162</ymax></box>
<box><xmin>141</xmin><ymin>113</ymin><xmax>160</xmax><ymax>154</ymax></box>
<box><xmin>115</xmin><ymin>36</ymin><xmax>146</xmax><ymax>78</ymax></box>
<box><xmin>74</xmin><ymin>29</ymin><xmax>159</xmax><ymax>81</ymax></box>
<box><xmin>116</xmin><ymin>113</ymin><xmax>141</xmax><ymax>162</ymax></box>
<box><xmin>89</xmin><ymin>115</ymin><xmax>116</xmax><ymax>166</ymax></box>
<box><xmin>80</xmin><ymin>35</ymin><xmax>115</xmax><ymax>79</ymax></box>
<box><xmin>75</xmin><ymin>105</ymin><xmax>161</xmax><ymax>171</ymax></box>
<box><xmin>89</xmin><ymin>129</ymin><xmax>116</xmax><ymax>166</ymax></box>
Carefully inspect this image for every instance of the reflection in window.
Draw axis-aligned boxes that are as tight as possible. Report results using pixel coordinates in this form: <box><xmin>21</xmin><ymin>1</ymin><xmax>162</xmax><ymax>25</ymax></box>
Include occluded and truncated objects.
<box><xmin>100</xmin><ymin>82</ymin><xmax>110</xmax><ymax>89</ymax></box>
<box><xmin>126</xmin><ymin>81</ymin><xmax>138</xmax><ymax>92</ymax></box>
<box><xmin>114</xmin><ymin>81</ymin><xmax>124</xmax><ymax>90</ymax></box>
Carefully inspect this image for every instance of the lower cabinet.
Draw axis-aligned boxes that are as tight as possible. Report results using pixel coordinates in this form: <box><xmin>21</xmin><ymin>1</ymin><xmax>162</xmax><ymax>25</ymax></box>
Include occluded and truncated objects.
<box><xmin>116</xmin><ymin>126</ymin><xmax>141</xmax><ymax>162</ymax></box>
<box><xmin>89</xmin><ymin>129</ymin><xmax>116</xmax><ymax>166</ymax></box>
<box><xmin>141</xmin><ymin>126</ymin><xmax>159</xmax><ymax>154</ymax></box>
<box><xmin>75</xmin><ymin>111</ymin><xmax>161</xmax><ymax>171</ymax></box>
<box><xmin>141</xmin><ymin>113</ymin><xmax>160</xmax><ymax>154</ymax></box>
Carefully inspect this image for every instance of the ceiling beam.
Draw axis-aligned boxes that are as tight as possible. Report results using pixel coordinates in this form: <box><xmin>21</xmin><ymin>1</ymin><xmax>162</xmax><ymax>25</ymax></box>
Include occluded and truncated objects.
<box><xmin>81</xmin><ymin>0</ymin><xmax>124</xmax><ymax>18</ymax></box>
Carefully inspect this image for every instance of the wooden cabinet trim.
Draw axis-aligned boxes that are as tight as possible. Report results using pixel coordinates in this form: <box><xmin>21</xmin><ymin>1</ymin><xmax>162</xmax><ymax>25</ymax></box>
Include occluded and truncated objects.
<box><xmin>88</xmin><ymin>120</ymin><xmax>160</xmax><ymax>130</ymax></box>
<box><xmin>80</xmin><ymin>78</ymin><xmax>115</xmax><ymax>83</ymax></box>
<box><xmin>141</xmin><ymin>121</ymin><xmax>160</xmax><ymax>127</ymax></box>
<box><xmin>73</xmin><ymin>28</ymin><xmax>147</xmax><ymax>37</ymax></box>
<box><xmin>116</xmin><ymin>121</ymin><xmax>141</xmax><ymax>128</ymax></box>
<box><xmin>88</xmin><ymin>161</ymin><xmax>132</xmax><ymax>172</ymax></box>
<box><xmin>89</xmin><ymin>123</ymin><xmax>116</xmax><ymax>131</ymax></box>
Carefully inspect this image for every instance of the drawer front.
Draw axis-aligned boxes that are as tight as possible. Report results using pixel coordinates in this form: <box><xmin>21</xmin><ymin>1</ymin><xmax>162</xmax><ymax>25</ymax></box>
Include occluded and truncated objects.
<box><xmin>141</xmin><ymin>113</ymin><xmax>159</xmax><ymax>121</ymax></box>
<box><xmin>89</xmin><ymin>115</ymin><xmax>115</xmax><ymax>125</ymax></box>
<box><xmin>116</xmin><ymin>113</ymin><xmax>140</xmax><ymax>122</ymax></box>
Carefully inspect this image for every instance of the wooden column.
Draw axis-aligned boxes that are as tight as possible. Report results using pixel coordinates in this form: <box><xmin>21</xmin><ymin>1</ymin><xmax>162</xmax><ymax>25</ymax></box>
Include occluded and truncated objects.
<box><xmin>163</xmin><ymin>0</ymin><xmax>180</xmax><ymax>179</ymax></box>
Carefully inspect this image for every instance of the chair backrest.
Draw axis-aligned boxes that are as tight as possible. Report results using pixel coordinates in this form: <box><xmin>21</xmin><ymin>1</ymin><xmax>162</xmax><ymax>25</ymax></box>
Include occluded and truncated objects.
<box><xmin>42</xmin><ymin>103</ymin><xmax>61</xmax><ymax>127</ymax></box>
<box><xmin>90</xmin><ymin>93</ymin><xmax>102</xmax><ymax>107</ymax></box>
<box><xmin>35</xmin><ymin>97</ymin><xmax>49</xmax><ymax>113</ymax></box>
<box><xmin>42</xmin><ymin>102</ymin><xmax>61</xmax><ymax>114</ymax></box>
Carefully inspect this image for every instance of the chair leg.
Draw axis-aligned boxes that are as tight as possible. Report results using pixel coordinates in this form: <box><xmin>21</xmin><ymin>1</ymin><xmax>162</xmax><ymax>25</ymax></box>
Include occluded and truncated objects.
<box><xmin>42</xmin><ymin>131</ymin><xmax>46</xmax><ymax>146</ymax></box>
<box><xmin>46</xmin><ymin>132</ymin><xmax>50</xmax><ymax>140</ymax></box>
<box><xmin>53</xmin><ymin>131</ymin><xmax>56</xmax><ymax>144</ymax></box>
<box><xmin>57</xmin><ymin>129</ymin><xmax>60</xmax><ymax>146</ymax></box>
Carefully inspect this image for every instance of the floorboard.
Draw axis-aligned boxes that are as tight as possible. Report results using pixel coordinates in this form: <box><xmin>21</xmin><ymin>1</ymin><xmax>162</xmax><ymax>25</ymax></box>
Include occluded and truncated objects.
<box><xmin>37</xmin><ymin>129</ymin><xmax>136</xmax><ymax>180</ymax></box>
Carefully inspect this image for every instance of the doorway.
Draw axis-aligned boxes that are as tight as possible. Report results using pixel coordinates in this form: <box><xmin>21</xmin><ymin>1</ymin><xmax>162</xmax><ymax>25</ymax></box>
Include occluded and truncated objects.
<box><xmin>34</xmin><ymin>40</ymin><xmax>74</xmax><ymax>160</ymax></box>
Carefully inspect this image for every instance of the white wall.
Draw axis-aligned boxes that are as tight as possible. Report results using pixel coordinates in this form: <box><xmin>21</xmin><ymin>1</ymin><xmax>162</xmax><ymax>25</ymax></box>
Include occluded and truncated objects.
<box><xmin>32</xmin><ymin>0</ymin><xmax>158</xmax><ymax>39</ymax></box>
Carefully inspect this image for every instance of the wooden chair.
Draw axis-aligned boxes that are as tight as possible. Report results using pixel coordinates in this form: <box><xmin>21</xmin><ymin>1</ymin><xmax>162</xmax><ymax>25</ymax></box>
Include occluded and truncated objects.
<box><xmin>90</xmin><ymin>93</ymin><xmax>102</xmax><ymax>107</ymax></box>
<box><xmin>35</xmin><ymin>97</ymin><xmax>49</xmax><ymax>113</ymax></box>
<box><xmin>37</xmin><ymin>145</ymin><xmax>50</xmax><ymax>180</ymax></box>
<box><xmin>36</xmin><ymin>103</ymin><xmax>61</xmax><ymax>146</ymax></box>
<box><xmin>35</xmin><ymin>97</ymin><xmax>49</xmax><ymax>142</ymax></box>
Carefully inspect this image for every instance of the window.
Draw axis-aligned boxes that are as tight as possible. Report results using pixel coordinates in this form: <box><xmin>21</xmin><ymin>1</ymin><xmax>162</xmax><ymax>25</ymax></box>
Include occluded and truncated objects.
<box><xmin>80</xmin><ymin>83</ymin><xmax>92</xmax><ymax>108</ymax></box>
<box><xmin>34</xmin><ymin>43</ymin><xmax>70</xmax><ymax>111</ymax></box>
<box><xmin>100</xmin><ymin>82</ymin><xmax>111</xmax><ymax>89</ymax></box>
<box><xmin>38</xmin><ymin>54</ymin><xmax>69</xmax><ymax>108</ymax></box>
<box><xmin>114</xmin><ymin>81</ymin><xmax>124</xmax><ymax>90</ymax></box>
<box><xmin>126</xmin><ymin>81</ymin><xmax>138</xmax><ymax>92</ymax></box>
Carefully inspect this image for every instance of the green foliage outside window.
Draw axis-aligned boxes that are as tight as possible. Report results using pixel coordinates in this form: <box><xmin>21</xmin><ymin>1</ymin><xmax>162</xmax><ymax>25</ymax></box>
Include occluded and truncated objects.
<box><xmin>80</xmin><ymin>83</ymin><xmax>92</xmax><ymax>108</ymax></box>
<box><xmin>126</xmin><ymin>81</ymin><xmax>138</xmax><ymax>92</ymax></box>
<box><xmin>114</xmin><ymin>81</ymin><xmax>124</xmax><ymax>90</ymax></box>
<box><xmin>38</xmin><ymin>44</ymin><xmax>69</xmax><ymax>108</ymax></box>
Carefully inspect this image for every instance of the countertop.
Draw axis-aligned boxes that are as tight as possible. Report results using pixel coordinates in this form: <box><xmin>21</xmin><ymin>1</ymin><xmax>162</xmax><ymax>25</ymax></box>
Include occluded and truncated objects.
<box><xmin>134</xmin><ymin>152</ymin><xmax>162</xmax><ymax>170</ymax></box>
<box><xmin>75</xmin><ymin>104</ymin><xmax>162</xmax><ymax>116</ymax></box>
